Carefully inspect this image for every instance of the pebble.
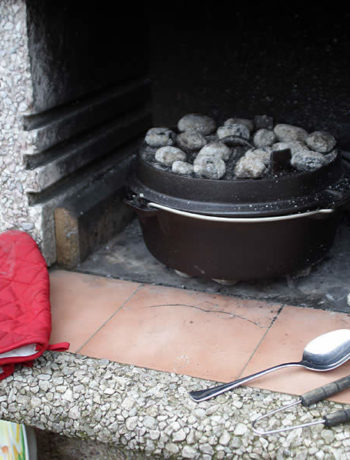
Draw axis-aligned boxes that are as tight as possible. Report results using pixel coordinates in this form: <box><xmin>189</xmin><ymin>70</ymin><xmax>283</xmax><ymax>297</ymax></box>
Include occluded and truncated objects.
<box><xmin>217</xmin><ymin>123</ymin><xmax>250</xmax><ymax>140</ymax></box>
<box><xmin>231</xmin><ymin>437</ymin><xmax>242</xmax><ymax>448</ymax></box>
<box><xmin>205</xmin><ymin>404</ymin><xmax>220</xmax><ymax>416</ymax></box>
<box><xmin>200</xmin><ymin>443</ymin><xmax>214</xmax><ymax>455</ymax></box>
<box><xmin>274</xmin><ymin>124</ymin><xmax>308</xmax><ymax>143</ymax></box>
<box><xmin>171</xmin><ymin>421</ymin><xmax>181</xmax><ymax>432</ymax></box>
<box><xmin>193</xmin><ymin>155</ymin><xmax>226</xmax><ymax>179</ymax></box>
<box><xmin>121</xmin><ymin>397</ymin><xmax>135</xmax><ymax>410</ymax></box>
<box><xmin>182</xmin><ymin>446</ymin><xmax>197</xmax><ymax>458</ymax></box>
<box><xmin>126</xmin><ymin>416</ymin><xmax>138</xmax><ymax>431</ymax></box>
<box><xmin>166</xmin><ymin>443</ymin><xmax>179</xmax><ymax>454</ymax></box>
<box><xmin>253</xmin><ymin>129</ymin><xmax>276</xmax><ymax>148</ymax></box>
<box><xmin>150</xmin><ymin>430</ymin><xmax>160</xmax><ymax>440</ymax></box>
<box><xmin>155</xmin><ymin>146</ymin><xmax>186</xmax><ymax>166</ymax></box>
<box><xmin>144</xmin><ymin>416</ymin><xmax>157</xmax><ymax>429</ymax></box>
<box><xmin>38</xmin><ymin>380</ymin><xmax>50</xmax><ymax>392</ymax></box>
<box><xmin>62</xmin><ymin>389</ymin><xmax>73</xmax><ymax>402</ymax></box>
<box><xmin>30</xmin><ymin>396</ymin><xmax>41</xmax><ymax>408</ymax></box>
<box><xmin>234</xmin><ymin>155</ymin><xmax>267</xmax><ymax>179</ymax></box>
<box><xmin>103</xmin><ymin>388</ymin><xmax>114</xmax><ymax>395</ymax></box>
<box><xmin>219</xmin><ymin>431</ymin><xmax>231</xmax><ymax>446</ymax></box>
<box><xmin>234</xmin><ymin>423</ymin><xmax>248</xmax><ymax>436</ymax></box>
<box><xmin>224</xmin><ymin>118</ymin><xmax>254</xmax><ymax>132</ymax></box>
<box><xmin>178</xmin><ymin>114</ymin><xmax>216</xmax><ymax>135</ymax></box>
<box><xmin>173</xmin><ymin>429</ymin><xmax>187</xmax><ymax>442</ymax></box>
<box><xmin>233</xmin><ymin>400</ymin><xmax>243</xmax><ymax>409</ymax></box>
<box><xmin>186</xmin><ymin>430</ymin><xmax>195</xmax><ymax>444</ymax></box>
<box><xmin>176</xmin><ymin>130</ymin><xmax>207</xmax><ymax>151</ymax></box>
<box><xmin>145</xmin><ymin>127</ymin><xmax>175</xmax><ymax>147</ymax></box>
<box><xmin>321</xmin><ymin>429</ymin><xmax>335</xmax><ymax>443</ymax></box>
<box><xmin>68</xmin><ymin>406</ymin><xmax>80</xmax><ymax>420</ymax></box>
<box><xmin>305</xmin><ymin>131</ymin><xmax>336</xmax><ymax>153</ymax></box>
<box><xmin>194</xmin><ymin>408</ymin><xmax>206</xmax><ymax>419</ymax></box>
<box><xmin>291</xmin><ymin>150</ymin><xmax>327</xmax><ymax>172</ymax></box>
<box><xmin>171</xmin><ymin>161</ymin><xmax>194</xmax><ymax>175</ymax></box>
<box><xmin>197</xmin><ymin>142</ymin><xmax>231</xmax><ymax>161</ymax></box>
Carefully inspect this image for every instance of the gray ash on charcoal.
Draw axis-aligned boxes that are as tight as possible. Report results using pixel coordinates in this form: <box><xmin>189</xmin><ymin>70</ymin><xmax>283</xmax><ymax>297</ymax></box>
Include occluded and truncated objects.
<box><xmin>141</xmin><ymin>114</ymin><xmax>338</xmax><ymax>180</ymax></box>
<box><xmin>145</xmin><ymin>127</ymin><xmax>176</xmax><ymax>147</ymax></box>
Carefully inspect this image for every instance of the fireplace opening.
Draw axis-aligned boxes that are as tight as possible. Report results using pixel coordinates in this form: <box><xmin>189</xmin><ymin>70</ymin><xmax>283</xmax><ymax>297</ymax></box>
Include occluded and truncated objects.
<box><xmin>2</xmin><ymin>1</ymin><xmax>350</xmax><ymax>310</ymax></box>
<box><xmin>79</xmin><ymin>4</ymin><xmax>350</xmax><ymax>312</ymax></box>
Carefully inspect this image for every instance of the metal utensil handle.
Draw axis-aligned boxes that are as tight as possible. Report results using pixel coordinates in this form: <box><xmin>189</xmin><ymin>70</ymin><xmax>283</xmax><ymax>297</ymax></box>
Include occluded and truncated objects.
<box><xmin>301</xmin><ymin>375</ymin><xmax>350</xmax><ymax>407</ymax></box>
<box><xmin>189</xmin><ymin>362</ymin><xmax>302</xmax><ymax>402</ymax></box>
<box><xmin>324</xmin><ymin>408</ymin><xmax>350</xmax><ymax>427</ymax></box>
<box><xmin>148</xmin><ymin>202</ymin><xmax>334</xmax><ymax>223</ymax></box>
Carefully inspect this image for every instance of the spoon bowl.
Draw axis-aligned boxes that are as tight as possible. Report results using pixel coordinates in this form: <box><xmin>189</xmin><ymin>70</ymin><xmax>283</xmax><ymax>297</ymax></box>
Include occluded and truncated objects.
<box><xmin>302</xmin><ymin>329</ymin><xmax>350</xmax><ymax>369</ymax></box>
<box><xmin>189</xmin><ymin>329</ymin><xmax>350</xmax><ymax>403</ymax></box>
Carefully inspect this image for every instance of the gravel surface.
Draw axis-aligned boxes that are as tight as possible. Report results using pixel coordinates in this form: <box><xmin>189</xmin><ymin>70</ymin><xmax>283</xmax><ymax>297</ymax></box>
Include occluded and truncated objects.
<box><xmin>1</xmin><ymin>351</ymin><xmax>350</xmax><ymax>458</ymax></box>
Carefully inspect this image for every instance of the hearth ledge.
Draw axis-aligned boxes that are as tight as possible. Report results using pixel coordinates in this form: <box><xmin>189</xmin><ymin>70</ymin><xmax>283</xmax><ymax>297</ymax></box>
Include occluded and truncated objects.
<box><xmin>0</xmin><ymin>351</ymin><xmax>348</xmax><ymax>458</ymax></box>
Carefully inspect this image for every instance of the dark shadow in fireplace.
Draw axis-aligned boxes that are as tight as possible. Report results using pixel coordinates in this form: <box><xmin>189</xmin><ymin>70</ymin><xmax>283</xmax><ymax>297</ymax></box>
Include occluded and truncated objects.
<box><xmin>147</xmin><ymin>3</ymin><xmax>350</xmax><ymax>149</ymax></box>
<box><xmin>42</xmin><ymin>2</ymin><xmax>350</xmax><ymax>304</ymax></box>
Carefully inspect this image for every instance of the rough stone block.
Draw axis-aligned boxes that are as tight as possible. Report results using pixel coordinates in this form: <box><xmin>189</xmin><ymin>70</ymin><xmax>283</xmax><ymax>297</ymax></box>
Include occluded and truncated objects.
<box><xmin>55</xmin><ymin>179</ymin><xmax>133</xmax><ymax>268</ymax></box>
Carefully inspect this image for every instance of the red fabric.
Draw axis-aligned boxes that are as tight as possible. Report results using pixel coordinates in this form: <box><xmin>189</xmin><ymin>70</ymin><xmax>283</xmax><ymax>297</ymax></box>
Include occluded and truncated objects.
<box><xmin>0</xmin><ymin>230</ymin><xmax>69</xmax><ymax>379</ymax></box>
<box><xmin>0</xmin><ymin>363</ymin><xmax>15</xmax><ymax>379</ymax></box>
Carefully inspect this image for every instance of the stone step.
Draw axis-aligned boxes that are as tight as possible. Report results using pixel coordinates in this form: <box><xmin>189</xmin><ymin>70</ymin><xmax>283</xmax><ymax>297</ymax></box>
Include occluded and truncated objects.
<box><xmin>54</xmin><ymin>153</ymin><xmax>134</xmax><ymax>268</ymax></box>
<box><xmin>28</xmin><ymin>139</ymin><xmax>140</xmax><ymax>266</ymax></box>
<box><xmin>25</xmin><ymin>107</ymin><xmax>151</xmax><ymax>193</ymax></box>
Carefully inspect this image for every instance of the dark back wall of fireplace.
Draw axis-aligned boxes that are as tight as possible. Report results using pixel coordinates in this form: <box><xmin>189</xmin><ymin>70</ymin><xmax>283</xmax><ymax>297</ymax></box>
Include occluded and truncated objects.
<box><xmin>147</xmin><ymin>4</ymin><xmax>350</xmax><ymax>149</ymax></box>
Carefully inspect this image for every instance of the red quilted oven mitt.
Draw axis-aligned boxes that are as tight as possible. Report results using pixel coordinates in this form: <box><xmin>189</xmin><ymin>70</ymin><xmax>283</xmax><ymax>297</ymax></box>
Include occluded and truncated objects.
<box><xmin>0</xmin><ymin>230</ymin><xmax>69</xmax><ymax>379</ymax></box>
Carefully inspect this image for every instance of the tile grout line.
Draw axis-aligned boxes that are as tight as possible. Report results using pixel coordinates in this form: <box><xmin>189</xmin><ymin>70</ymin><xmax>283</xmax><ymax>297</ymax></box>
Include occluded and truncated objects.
<box><xmin>237</xmin><ymin>304</ymin><xmax>285</xmax><ymax>379</ymax></box>
<box><xmin>74</xmin><ymin>283</ymin><xmax>144</xmax><ymax>353</ymax></box>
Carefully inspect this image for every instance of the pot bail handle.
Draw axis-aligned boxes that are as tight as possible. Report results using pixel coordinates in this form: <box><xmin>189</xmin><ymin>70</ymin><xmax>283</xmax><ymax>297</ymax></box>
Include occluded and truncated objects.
<box><xmin>147</xmin><ymin>202</ymin><xmax>335</xmax><ymax>223</ymax></box>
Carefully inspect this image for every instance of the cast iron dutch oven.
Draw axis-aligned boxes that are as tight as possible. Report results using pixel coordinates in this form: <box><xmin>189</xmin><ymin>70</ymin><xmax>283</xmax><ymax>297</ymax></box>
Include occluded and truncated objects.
<box><xmin>125</xmin><ymin>150</ymin><xmax>350</xmax><ymax>281</ymax></box>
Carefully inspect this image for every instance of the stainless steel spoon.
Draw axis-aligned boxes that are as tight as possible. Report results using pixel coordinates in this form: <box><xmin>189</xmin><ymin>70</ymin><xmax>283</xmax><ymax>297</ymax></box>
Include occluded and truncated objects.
<box><xmin>189</xmin><ymin>329</ymin><xmax>350</xmax><ymax>403</ymax></box>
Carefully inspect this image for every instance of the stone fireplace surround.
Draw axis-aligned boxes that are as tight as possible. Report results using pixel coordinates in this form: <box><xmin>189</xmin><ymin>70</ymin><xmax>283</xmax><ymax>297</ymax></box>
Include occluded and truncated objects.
<box><xmin>1</xmin><ymin>1</ymin><xmax>350</xmax><ymax>269</ymax></box>
<box><xmin>0</xmin><ymin>0</ymin><xmax>151</xmax><ymax>265</ymax></box>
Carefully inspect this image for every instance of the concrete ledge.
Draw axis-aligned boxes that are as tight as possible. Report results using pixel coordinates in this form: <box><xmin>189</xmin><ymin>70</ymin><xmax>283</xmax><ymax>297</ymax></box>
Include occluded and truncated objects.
<box><xmin>1</xmin><ymin>352</ymin><xmax>349</xmax><ymax>458</ymax></box>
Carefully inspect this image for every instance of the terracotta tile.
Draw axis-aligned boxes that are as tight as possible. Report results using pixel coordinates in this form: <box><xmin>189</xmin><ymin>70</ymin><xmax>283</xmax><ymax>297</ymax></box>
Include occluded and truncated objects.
<box><xmin>49</xmin><ymin>270</ymin><xmax>140</xmax><ymax>352</ymax></box>
<box><xmin>242</xmin><ymin>306</ymin><xmax>350</xmax><ymax>403</ymax></box>
<box><xmin>79</xmin><ymin>284</ymin><xmax>280</xmax><ymax>381</ymax></box>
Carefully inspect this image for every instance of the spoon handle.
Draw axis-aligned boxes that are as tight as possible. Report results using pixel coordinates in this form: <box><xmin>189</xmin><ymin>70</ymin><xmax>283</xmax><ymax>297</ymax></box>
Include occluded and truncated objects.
<box><xmin>189</xmin><ymin>361</ymin><xmax>302</xmax><ymax>402</ymax></box>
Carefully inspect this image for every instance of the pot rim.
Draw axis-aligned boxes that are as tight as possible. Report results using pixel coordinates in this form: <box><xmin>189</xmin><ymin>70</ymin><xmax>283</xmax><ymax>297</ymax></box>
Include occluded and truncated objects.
<box><xmin>128</xmin><ymin>151</ymin><xmax>350</xmax><ymax>217</ymax></box>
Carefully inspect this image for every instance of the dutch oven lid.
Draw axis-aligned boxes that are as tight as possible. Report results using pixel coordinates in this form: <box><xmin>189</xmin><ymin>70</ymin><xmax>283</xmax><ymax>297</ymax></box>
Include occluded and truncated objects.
<box><xmin>129</xmin><ymin>152</ymin><xmax>350</xmax><ymax>217</ymax></box>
